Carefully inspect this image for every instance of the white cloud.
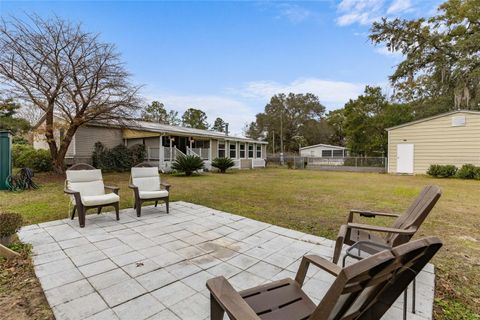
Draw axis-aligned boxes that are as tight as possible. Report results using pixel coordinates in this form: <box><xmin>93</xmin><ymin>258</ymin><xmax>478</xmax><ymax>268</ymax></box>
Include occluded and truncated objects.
<box><xmin>387</xmin><ymin>0</ymin><xmax>413</xmax><ymax>14</ymax></box>
<box><xmin>336</xmin><ymin>0</ymin><xmax>384</xmax><ymax>26</ymax></box>
<box><xmin>276</xmin><ymin>4</ymin><xmax>312</xmax><ymax>24</ymax></box>
<box><xmin>142</xmin><ymin>77</ymin><xmax>367</xmax><ymax>135</ymax></box>
<box><xmin>146</xmin><ymin>94</ymin><xmax>256</xmax><ymax>135</ymax></box>
<box><xmin>336</xmin><ymin>0</ymin><xmax>422</xmax><ymax>26</ymax></box>
<box><xmin>238</xmin><ymin>78</ymin><xmax>365</xmax><ymax>109</ymax></box>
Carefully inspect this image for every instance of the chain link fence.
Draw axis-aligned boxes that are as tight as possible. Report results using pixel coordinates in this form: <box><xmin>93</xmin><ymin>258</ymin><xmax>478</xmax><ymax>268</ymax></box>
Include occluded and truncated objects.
<box><xmin>267</xmin><ymin>155</ymin><xmax>387</xmax><ymax>172</ymax></box>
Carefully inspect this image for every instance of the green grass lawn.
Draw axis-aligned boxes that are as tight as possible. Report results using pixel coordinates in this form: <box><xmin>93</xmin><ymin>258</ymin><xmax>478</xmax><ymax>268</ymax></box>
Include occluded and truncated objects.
<box><xmin>1</xmin><ymin>168</ymin><xmax>479</xmax><ymax>319</ymax></box>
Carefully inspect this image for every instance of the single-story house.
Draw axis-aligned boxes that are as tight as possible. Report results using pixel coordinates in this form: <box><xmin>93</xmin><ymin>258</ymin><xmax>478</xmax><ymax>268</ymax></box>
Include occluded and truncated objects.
<box><xmin>33</xmin><ymin>118</ymin><xmax>268</xmax><ymax>171</ymax></box>
<box><xmin>299</xmin><ymin>144</ymin><xmax>348</xmax><ymax>158</ymax></box>
<box><xmin>387</xmin><ymin>110</ymin><xmax>480</xmax><ymax>174</ymax></box>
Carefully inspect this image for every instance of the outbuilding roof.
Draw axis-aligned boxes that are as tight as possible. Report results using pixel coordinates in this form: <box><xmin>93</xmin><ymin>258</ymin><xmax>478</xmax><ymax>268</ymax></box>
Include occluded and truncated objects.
<box><xmin>386</xmin><ymin>110</ymin><xmax>480</xmax><ymax>131</ymax></box>
<box><xmin>300</xmin><ymin>143</ymin><xmax>346</xmax><ymax>150</ymax></box>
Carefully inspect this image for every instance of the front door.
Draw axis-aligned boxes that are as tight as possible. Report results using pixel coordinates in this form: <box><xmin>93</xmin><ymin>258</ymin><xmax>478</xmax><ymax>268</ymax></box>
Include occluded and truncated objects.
<box><xmin>396</xmin><ymin>144</ymin><xmax>414</xmax><ymax>174</ymax></box>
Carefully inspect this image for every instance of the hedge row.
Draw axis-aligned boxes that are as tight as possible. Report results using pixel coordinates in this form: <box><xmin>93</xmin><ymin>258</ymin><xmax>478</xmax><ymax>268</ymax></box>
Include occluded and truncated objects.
<box><xmin>427</xmin><ymin>164</ymin><xmax>480</xmax><ymax>180</ymax></box>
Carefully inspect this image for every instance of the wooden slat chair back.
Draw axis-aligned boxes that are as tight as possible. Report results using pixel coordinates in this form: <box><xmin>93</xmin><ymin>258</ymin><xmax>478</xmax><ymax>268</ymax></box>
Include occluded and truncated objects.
<box><xmin>357</xmin><ymin>237</ymin><xmax>442</xmax><ymax>319</ymax></box>
<box><xmin>333</xmin><ymin>185</ymin><xmax>441</xmax><ymax>263</ymax></box>
<box><xmin>385</xmin><ymin>185</ymin><xmax>441</xmax><ymax>246</ymax></box>
<box><xmin>206</xmin><ymin>237</ymin><xmax>442</xmax><ymax>320</ymax></box>
<box><xmin>310</xmin><ymin>250</ymin><xmax>397</xmax><ymax>320</ymax></box>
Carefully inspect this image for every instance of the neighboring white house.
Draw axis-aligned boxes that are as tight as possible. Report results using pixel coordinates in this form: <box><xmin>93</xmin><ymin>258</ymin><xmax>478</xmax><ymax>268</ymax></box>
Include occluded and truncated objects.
<box><xmin>299</xmin><ymin>144</ymin><xmax>348</xmax><ymax>158</ymax></box>
<box><xmin>387</xmin><ymin>110</ymin><xmax>480</xmax><ymax>174</ymax></box>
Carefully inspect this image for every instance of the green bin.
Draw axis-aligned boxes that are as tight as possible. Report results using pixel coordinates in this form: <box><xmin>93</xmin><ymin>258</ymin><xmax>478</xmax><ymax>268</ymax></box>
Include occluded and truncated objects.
<box><xmin>0</xmin><ymin>130</ymin><xmax>12</xmax><ymax>190</ymax></box>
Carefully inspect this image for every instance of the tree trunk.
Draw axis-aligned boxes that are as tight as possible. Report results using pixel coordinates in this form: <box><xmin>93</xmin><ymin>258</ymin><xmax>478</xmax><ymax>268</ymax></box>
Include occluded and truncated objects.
<box><xmin>44</xmin><ymin>106</ymin><xmax>61</xmax><ymax>173</ymax></box>
<box><xmin>53</xmin><ymin>123</ymin><xmax>80</xmax><ymax>174</ymax></box>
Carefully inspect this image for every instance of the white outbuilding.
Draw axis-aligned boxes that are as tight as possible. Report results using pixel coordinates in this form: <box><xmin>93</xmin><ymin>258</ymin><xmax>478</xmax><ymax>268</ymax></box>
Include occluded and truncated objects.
<box><xmin>387</xmin><ymin>110</ymin><xmax>480</xmax><ymax>174</ymax></box>
<box><xmin>299</xmin><ymin>144</ymin><xmax>348</xmax><ymax>158</ymax></box>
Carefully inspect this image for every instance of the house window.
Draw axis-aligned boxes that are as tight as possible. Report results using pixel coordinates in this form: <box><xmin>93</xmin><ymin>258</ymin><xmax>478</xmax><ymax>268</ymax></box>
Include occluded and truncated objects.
<box><xmin>322</xmin><ymin>150</ymin><xmax>332</xmax><ymax>157</ymax></box>
<box><xmin>229</xmin><ymin>143</ymin><xmax>237</xmax><ymax>158</ymax></box>
<box><xmin>256</xmin><ymin>145</ymin><xmax>262</xmax><ymax>158</ymax></box>
<box><xmin>333</xmin><ymin>150</ymin><xmax>344</xmax><ymax>157</ymax></box>
<box><xmin>248</xmin><ymin>144</ymin><xmax>254</xmax><ymax>158</ymax></box>
<box><xmin>239</xmin><ymin>143</ymin><xmax>246</xmax><ymax>158</ymax></box>
<box><xmin>218</xmin><ymin>142</ymin><xmax>225</xmax><ymax>158</ymax></box>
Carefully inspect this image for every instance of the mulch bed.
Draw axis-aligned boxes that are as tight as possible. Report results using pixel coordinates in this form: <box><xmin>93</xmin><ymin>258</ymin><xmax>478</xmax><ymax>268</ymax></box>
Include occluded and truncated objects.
<box><xmin>0</xmin><ymin>249</ymin><xmax>54</xmax><ymax>320</ymax></box>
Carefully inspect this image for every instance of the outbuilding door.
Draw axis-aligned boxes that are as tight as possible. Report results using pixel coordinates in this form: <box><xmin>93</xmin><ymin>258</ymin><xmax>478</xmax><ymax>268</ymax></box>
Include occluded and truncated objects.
<box><xmin>396</xmin><ymin>144</ymin><xmax>414</xmax><ymax>174</ymax></box>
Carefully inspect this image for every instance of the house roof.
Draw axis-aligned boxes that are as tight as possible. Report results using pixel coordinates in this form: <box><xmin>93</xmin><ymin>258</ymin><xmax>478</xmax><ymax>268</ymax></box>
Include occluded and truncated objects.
<box><xmin>300</xmin><ymin>143</ymin><xmax>346</xmax><ymax>151</ymax></box>
<box><xmin>386</xmin><ymin>110</ymin><xmax>480</xmax><ymax>131</ymax></box>
<box><xmin>89</xmin><ymin>119</ymin><xmax>269</xmax><ymax>144</ymax></box>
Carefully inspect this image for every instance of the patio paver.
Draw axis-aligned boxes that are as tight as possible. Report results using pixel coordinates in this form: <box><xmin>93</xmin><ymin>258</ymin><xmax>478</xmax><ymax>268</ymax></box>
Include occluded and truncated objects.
<box><xmin>19</xmin><ymin>201</ymin><xmax>437</xmax><ymax>320</ymax></box>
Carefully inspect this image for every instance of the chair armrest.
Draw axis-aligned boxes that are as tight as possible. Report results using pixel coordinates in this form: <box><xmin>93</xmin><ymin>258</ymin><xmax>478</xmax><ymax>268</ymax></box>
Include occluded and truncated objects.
<box><xmin>64</xmin><ymin>188</ymin><xmax>82</xmax><ymax>205</ymax></box>
<box><xmin>104</xmin><ymin>185</ymin><xmax>119</xmax><ymax>195</ymax></box>
<box><xmin>333</xmin><ymin>225</ymin><xmax>348</xmax><ymax>264</ymax></box>
<box><xmin>160</xmin><ymin>182</ymin><xmax>170</xmax><ymax>191</ymax></box>
<box><xmin>346</xmin><ymin>223</ymin><xmax>416</xmax><ymax>235</ymax></box>
<box><xmin>64</xmin><ymin>187</ymin><xmax>79</xmax><ymax>195</ymax></box>
<box><xmin>295</xmin><ymin>255</ymin><xmax>342</xmax><ymax>286</ymax></box>
<box><xmin>348</xmin><ymin>210</ymin><xmax>400</xmax><ymax>222</ymax></box>
<box><xmin>128</xmin><ymin>184</ymin><xmax>138</xmax><ymax>190</ymax></box>
<box><xmin>206</xmin><ymin>276</ymin><xmax>259</xmax><ymax>320</ymax></box>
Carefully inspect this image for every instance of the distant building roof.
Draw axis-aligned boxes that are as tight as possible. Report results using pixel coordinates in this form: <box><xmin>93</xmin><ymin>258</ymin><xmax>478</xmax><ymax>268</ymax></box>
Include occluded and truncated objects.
<box><xmin>300</xmin><ymin>143</ymin><xmax>346</xmax><ymax>151</ymax></box>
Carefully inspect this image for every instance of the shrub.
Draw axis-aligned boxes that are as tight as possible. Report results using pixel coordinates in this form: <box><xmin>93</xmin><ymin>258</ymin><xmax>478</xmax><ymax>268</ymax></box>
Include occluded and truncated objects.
<box><xmin>171</xmin><ymin>154</ymin><xmax>204</xmax><ymax>176</ymax></box>
<box><xmin>0</xmin><ymin>212</ymin><xmax>23</xmax><ymax>238</ymax></box>
<box><xmin>110</xmin><ymin>144</ymin><xmax>132</xmax><ymax>171</ymax></box>
<box><xmin>129</xmin><ymin>144</ymin><xmax>146</xmax><ymax>166</ymax></box>
<box><xmin>12</xmin><ymin>144</ymin><xmax>33</xmax><ymax>167</ymax></box>
<box><xmin>427</xmin><ymin>164</ymin><xmax>457</xmax><ymax>178</ymax></box>
<box><xmin>456</xmin><ymin>164</ymin><xmax>477</xmax><ymax>179</ymax></box>
<box><xmin>12</xmin><ymin>144</ymin><xmax>52</xmax><ymax>172</ymax></box>
<box><xmin>92</xmin><ymin>142</ymin><xmax>146</xmax><ymax>172</ymax></box>
<box><xmin>211</xmin><ymin>157</ymin><xmax>235</xmax><ymax>173</ymax></box>
<box><xmin>92</xmin><ymin>142</ymin><xmax>112</xmax><ymax>170</ymax></box>
<box><xmin>287</xmin><ymin>160</ymin><xmax>294</xmax><ymax>169</ymax></box>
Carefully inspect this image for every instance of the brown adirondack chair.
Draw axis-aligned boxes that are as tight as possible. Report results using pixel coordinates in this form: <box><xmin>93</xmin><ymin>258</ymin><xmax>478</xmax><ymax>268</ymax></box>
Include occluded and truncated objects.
<box><xmin>129</xmin><ymin>162</ymin><xmax>170</xmax><ymax>217</ymax></box>
<box><xmin>332</xmin><ymin>185</ymin><xmax>441</xmax><ymax>264</ymax></box>
<box><xmin>206</xmin><ymin>236</ymin><xmax>442</xmax><ymax>320</ymax></box>
<box><xmin>64</xmin><ymin>163</ymin><xmax>120</xmax><ymax>228</ymax></box>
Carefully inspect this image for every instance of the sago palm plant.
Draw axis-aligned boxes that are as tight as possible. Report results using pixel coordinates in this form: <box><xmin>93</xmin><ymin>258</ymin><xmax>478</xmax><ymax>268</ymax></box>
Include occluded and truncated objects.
<box><xmin>211</xmin><ymin>157</ymin><xmax>235</xmax><ymax>173</ymax></box>
<box><xmin>171</xmin><ymin>154</ymin><xmax>204</xmax><ymax>176</ymax></box>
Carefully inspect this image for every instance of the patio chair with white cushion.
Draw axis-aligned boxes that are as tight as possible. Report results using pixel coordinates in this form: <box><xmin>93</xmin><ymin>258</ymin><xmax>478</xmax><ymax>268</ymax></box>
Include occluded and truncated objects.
<box><xmin>129</xmin><ymin>163</ymin><xmax>170</xmax><ymax>217</ymax></box>
<box><xmin>64</xmin><ymin>163</ymin><xmax>120</xmax><ymax>228</ymax></box>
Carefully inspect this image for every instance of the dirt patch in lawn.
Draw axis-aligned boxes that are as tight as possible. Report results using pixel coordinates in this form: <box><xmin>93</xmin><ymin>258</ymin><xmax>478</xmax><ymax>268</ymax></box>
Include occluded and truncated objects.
<box><xmin>0</xmin><ymin>254</ymin><xmax>53</xmax><ymax>320</ymax></box>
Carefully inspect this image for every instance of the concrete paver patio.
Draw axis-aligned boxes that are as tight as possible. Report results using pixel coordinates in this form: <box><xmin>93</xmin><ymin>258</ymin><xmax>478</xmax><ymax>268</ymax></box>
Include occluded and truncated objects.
<box><xmin>19</xmin><ymin>202</ymin><xmax>436</xmax><ymax>320</ymax></box>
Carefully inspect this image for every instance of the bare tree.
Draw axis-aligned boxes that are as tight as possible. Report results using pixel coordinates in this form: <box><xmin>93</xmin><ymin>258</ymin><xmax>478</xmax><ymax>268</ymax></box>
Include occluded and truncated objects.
<box><xmin>0</xmin><ymin>15</ymin><xmax>141</xmax><ymax>173</ymax></box>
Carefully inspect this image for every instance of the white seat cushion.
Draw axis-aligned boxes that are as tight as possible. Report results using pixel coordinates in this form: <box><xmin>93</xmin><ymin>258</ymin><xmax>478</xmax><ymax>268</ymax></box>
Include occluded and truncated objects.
<box><xmin>131</xmin><ymin>167</ymin><xmax>161</xmax><ymax>191</ymax></box>
<box><xmin>81</xmin><ymin>193</ymin><xmax>120</xmax><ymax>206</ymax></box>
<box><xmin>139</xmin><ymin>190</ymin><xmax>169</xmax><ymax>200</ymax></box>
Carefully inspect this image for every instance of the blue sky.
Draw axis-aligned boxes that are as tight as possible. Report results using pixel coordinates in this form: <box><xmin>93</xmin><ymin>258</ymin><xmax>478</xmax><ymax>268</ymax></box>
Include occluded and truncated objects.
<box><xmin>0</xmin><ymin>0</ymin><xmax>441</xmax><ymax>134</ymax></box>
